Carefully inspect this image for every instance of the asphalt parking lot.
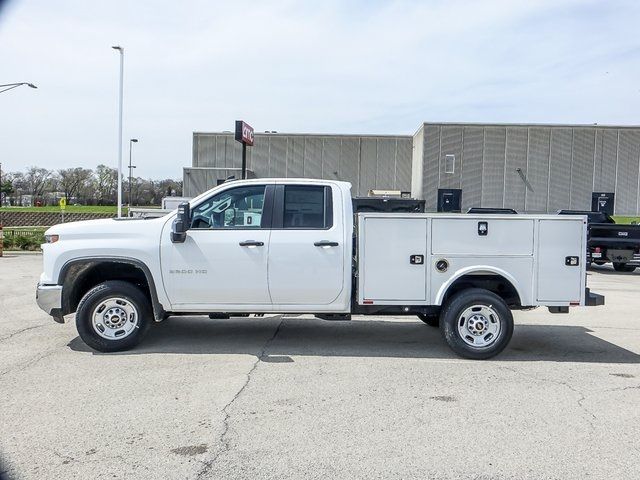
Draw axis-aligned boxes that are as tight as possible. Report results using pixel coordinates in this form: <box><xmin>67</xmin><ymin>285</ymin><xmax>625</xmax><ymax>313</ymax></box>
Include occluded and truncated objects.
<box><xmin>1</xmin><ymin>254</ymin><xmax>639</xmax><ymax>480</ymax></box>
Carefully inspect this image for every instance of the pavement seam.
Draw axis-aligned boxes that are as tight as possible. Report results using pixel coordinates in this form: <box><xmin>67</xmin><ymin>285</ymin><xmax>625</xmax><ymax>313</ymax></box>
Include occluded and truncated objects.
<box><xmin>195</xmin><ymin>316</ymin><xmax>285</xmax><ymax>479</ymax></box>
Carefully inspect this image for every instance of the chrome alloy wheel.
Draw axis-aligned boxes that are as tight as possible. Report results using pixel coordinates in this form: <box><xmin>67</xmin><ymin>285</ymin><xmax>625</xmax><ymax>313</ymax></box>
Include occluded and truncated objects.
<box><xmin>457</xmin><ymin>304</ymin><xmax>501</xmax><ymax>348</ymax></box>
<box><xmin>91</xmin><ymin>297</ymin><xmax>139</xmax><ymax>340</ymax></box>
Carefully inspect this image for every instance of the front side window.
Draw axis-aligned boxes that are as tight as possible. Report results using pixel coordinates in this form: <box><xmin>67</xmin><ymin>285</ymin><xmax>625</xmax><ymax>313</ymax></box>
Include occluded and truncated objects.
<box><xmin>190</xmin><ymin>185</ymin><xmax>266</xmax><ymax>229</ymax></box>
<box><xmin>283</xmin><ymin>185</ymin><xmax>332</xmax><ymax>229</ymax></box>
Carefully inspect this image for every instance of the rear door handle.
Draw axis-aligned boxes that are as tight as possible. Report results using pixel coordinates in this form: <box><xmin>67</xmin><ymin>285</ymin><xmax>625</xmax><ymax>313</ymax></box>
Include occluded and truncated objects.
<box><xmin>314</xmin><ymin>241</ymin><xmax>339</xmax><ymax>247</ymax></box>
<box><xmin>239</xmin><ymin>240</ymin><xmax>264</xmax><ymax>247</ymax></box>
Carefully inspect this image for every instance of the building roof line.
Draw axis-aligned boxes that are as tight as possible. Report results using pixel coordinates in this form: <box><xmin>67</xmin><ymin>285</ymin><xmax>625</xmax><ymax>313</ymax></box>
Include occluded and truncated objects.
<box><xmin>421</xmin><ymin>121</ymin><xmax>640</xmax><ymax>129</ymax></box>
<box><xmin>193</xmin><ymin>132</ymin><xmax>412</xmax><ymax>139</ymax></box>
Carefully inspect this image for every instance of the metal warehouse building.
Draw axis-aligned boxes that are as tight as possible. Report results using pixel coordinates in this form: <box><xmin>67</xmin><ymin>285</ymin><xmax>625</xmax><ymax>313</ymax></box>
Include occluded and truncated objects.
<box><xmin>186</xmin><ymin>132</ymin><xmax>412</xmax><ymax>197</ymax></box>
<box><xmin>186</xmin><ymin>122</ymin><xmax>640</xmax><ymax>215</ymax></box>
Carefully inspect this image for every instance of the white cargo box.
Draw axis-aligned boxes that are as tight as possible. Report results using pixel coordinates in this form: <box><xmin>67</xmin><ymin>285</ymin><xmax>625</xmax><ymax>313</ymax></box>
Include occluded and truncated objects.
<box><xmin>357</xmin><ymin>213</ymin><xmax>587</xmax><ymax>308</ymax></box>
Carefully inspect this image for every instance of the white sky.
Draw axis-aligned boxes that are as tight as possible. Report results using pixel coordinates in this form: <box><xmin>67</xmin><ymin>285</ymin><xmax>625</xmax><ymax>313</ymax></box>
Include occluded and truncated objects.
<box><xmin>1</xmin><ymin>0</ymin><xmax>639</xmax><ymax>179</ymax></box>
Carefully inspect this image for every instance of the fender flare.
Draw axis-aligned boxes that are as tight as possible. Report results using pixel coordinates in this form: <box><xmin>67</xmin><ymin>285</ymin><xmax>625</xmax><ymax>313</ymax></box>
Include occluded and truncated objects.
<box><xmin>435</xmin><ymin>265</ymin><xmax>525</xmax><ymax>306</ymax></box>
<box><xmin>58</xmin><ymin>256</ymin><xmax>165</xmax><ymax>320</ymax></box>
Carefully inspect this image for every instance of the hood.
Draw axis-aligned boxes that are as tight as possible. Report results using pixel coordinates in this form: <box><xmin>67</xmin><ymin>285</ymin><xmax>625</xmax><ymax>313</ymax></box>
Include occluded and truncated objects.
<box><xmin>45</xmin><ymin>216</ymin><xmax>171</xmax><ymax>240</ymax></box>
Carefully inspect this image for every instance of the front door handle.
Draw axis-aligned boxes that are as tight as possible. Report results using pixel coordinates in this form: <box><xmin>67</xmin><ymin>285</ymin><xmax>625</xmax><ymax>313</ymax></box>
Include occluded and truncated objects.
<box><xmin>314</xmin><ymin>241</ymin><xmax>339</xmax><ymax>247</ymax></box>
<box><xmin>239</xmin><ymin>240</ymin><xmax>264</xmax><ymax>247</ymax></box>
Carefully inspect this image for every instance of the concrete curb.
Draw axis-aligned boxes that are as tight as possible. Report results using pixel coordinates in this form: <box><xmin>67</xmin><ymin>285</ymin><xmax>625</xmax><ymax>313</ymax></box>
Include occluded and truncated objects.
<box><xmin>1</xmin><ymin>250</ymin><xmax>43</xmax><ymax>256</ymax></box>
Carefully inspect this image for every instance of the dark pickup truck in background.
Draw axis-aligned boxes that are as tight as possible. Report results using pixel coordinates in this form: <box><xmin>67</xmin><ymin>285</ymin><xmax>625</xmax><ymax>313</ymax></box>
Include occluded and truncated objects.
<box><xmin>558</xmin><ymin>210</ymin><xmax>640</xmax><ymax>272</ymax></box>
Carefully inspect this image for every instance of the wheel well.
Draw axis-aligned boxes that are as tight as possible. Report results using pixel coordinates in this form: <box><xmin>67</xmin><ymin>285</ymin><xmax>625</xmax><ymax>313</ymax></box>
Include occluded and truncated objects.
<box><xmin>443</xmin><ymin>274</ymin><xmax>521</xmax><ymax>307</ymax></box>
<box><xmin>61</xmin><ymin>261</ymin><xmax>153</xmax><ymax>316</ymax></box>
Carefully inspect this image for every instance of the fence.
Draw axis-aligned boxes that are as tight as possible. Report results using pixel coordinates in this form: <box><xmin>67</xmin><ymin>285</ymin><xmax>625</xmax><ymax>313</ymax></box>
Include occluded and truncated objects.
<box><xmin>1</xmin><ymin>227</ymin><xmax>46</xmax><ymax>251</ymax></box>
<box><xmin>3</xmin><ymin>227</ymin><xmax>46</xmax><ymax>239</ymax></box>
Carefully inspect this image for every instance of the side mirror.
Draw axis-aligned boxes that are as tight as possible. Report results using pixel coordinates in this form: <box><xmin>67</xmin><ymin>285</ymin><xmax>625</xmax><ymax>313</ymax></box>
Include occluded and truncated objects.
<box><xmin>171</xmin><ymin>202</ymin><xmax>191</xmax><ymax>243</ymax></box>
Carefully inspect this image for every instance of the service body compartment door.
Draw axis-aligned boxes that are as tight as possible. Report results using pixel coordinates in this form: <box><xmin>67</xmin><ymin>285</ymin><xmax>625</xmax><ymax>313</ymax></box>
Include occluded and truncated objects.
<box><xmin>537</xmin><ymin>219</ymin><xmax>585</xmax><ymax>303</ymax></box>
<box><xmin>359</xmin><ymin>217</ymin><xmax>427</xmax><ymax>302</ymax></box>
<box><xmin>432</xmin><ymin>218</ymin><xmax>534</xmax><ymax>256</ymax></box>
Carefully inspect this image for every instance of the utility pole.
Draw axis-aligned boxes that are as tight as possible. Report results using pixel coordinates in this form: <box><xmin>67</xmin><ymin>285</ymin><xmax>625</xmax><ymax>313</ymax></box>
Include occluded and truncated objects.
<box><xmin>112</xmin><ymin>45</ymin><xmax>125</xmax><ymax>217</ymax></box>
<box><xmin>128</xmin><ymin>138</ymin><xmax>138</xmax><ymax>207</ymax></box>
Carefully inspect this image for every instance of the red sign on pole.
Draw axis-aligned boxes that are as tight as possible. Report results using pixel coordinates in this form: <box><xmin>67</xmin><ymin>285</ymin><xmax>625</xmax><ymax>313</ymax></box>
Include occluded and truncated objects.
<box><xmin>235</xmin><ymin>120</ymin><xmax>254</xmax><ymax>146</ymax></box>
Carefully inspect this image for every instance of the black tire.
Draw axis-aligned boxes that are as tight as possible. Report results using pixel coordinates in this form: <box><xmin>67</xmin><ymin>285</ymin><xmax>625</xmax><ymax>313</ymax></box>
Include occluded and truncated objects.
<box><xmin>417</xmin><ymin>313</ymin><xmax>439</xmax><ymax>327</ymax></box>
<box><xmin>76</xmin><ymin>280</ymin><xmax>151</xmax><ymax>352</ymax></box>
<box><xmin>594</xmin><ymin>260</ymin><xmax>607</xmax><ymax>266</ymax></box>
<box><xmin>439</xmin><ymin>288</ymin><xmax>514</xmax><ymax>360</ymax></box>
<box><xmin>613</xmin><ymin>262</ymin><xmax>636</xmax><ymax>272</ymax></box>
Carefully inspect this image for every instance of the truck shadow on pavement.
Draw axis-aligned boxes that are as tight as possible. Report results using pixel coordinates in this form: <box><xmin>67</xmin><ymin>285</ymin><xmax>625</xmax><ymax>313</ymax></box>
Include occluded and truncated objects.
<box><xmin>67</xmin><ymin>316</ymin><xmax>640</xmax><ymax>364</ymax></box>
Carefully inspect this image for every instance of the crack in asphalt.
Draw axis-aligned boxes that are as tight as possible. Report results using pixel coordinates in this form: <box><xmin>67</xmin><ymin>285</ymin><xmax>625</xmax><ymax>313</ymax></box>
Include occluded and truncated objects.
<box><xmin>0</xmin><ymin>346</ymin><xmax>60</xmax><ymax>377</ymax></box>
<box><xmin>604</xmin><ymin>384</ymin><xmax>640</xmax><ymax>392</ymax></box>
<box><xmin>195</xmin><ymin>316</ymin><xmax>285</xmax><ymax>479</ymax></box>
<box><xmin>0</xmin><ymin>323</ymin><xmax>47</xmax><ymax>342</ymax></box>
<box><xmin>498</xmin><ymin>365</ymin><xmax>598</xmax><ymax>432</ymax></box>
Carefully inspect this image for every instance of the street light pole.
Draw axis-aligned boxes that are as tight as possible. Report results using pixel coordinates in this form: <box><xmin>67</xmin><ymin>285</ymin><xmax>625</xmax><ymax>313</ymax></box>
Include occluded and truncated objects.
<box><xmin>128</xmin><ymin>138</ymin><xmax>138</xmax><ymax>207</ymax></box>
<box><xmin>0</xmin><ymin>82</ymin><xmax>37</xmax><ymax>94</ymax></box>
<box><xmin>112</xmin><ymin>45</ymin><xmax>124</xmax><ymax>218</ymax></box>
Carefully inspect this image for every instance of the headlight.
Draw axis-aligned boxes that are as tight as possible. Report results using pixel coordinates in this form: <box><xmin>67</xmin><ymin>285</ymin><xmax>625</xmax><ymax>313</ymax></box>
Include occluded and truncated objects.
<box><xmin>45</xmin><ymin>234</ymin><xmax>59</xmax><ymax>243</ymax></box>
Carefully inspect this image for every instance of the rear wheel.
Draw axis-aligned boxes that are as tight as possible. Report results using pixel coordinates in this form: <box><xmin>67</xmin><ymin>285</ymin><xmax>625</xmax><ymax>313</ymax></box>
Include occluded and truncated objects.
<box><xmin>440</xmin><ymin>288</ymin><xmax>513</xmax><ymax>360</ymax></box>
<box><xmin>417</xmin><ymin>313</ymin><xmax>439</xmax><ymax>327</ymax></box>
<box><xmin>613</xmin><ymin>263</ymin><xmax>636</xmax><ymax>272</ymax></box>
<box><xmin>76</xmin><ymin>280</ymin><xmax>151</xmax><ymax>352</ymax></box>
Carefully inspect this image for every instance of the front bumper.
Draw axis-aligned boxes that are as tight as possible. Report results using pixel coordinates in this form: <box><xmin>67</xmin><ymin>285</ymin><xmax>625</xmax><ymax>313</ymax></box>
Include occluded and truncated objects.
<box><xmin>36</xmin><ymin>283</ymin><xmax>64</xmax><ymax>322</ymax></box>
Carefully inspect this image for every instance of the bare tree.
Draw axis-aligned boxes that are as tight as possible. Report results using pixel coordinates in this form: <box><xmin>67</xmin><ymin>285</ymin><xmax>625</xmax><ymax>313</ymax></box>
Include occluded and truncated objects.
<box><xmin>24</xmin><ymin>167</ymin><xmax>52</xmax><ymax>202</ymax></box>
<box><xmin>57</xmin><ymin>167</ymin><xmax>94</xmax><ymax>203</ymax></box>
<box><xmin>94</xmin><ymin>164</ymin><xmax>118</xmax><ymax>205</ymax></box>
<box><xmin>3</xmin><ymin>165</ymin><xmax>182</xmax><ymax>206</ymax></box>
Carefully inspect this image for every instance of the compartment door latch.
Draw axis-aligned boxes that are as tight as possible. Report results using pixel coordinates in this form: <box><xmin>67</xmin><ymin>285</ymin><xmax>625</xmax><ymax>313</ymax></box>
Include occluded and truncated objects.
<box><xmin>410</xmin><ymin>255</ymin><xmax>424</xmax><ymax>265</ymax></box>
<box><xmin>565</xmin><ymin>256</ymin><xmax>580</xmax><ymax>266</ymax></box>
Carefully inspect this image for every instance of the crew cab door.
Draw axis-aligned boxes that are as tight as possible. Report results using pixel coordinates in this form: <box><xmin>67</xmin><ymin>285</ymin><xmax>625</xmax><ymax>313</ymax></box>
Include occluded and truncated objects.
<box><xmin>160</xmin><ymin>183</ymin><xmax>274</xmax><ymax>308</ymax></box>
<box><xmin>268</xmin><ymin>184</ymin><xmax>345</xmax><ymax>306</ymax></box>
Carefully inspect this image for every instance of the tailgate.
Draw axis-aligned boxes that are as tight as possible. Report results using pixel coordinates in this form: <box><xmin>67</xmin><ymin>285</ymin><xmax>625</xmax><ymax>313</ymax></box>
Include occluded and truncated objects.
<box><xmin>589</xmin><ymin>223</ymin><xmax>640</xmax><ymax>249</ymax></box>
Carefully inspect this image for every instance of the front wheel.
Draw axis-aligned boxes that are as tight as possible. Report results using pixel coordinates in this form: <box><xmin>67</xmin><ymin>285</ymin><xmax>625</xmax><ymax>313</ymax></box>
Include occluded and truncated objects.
<box><xmin>440</xmin><ymin>288</ymin><xmax>514</xmax><ymax>360</ymax></box>
<box><xmin>76</xmin><ymin>280</ymin><xmax>151</xmax><ymax>352</ymax></box>
<box><xmin>613</xmin><ymin>263</ymin><xmax>636</xmax><ymax>272</ymax></box>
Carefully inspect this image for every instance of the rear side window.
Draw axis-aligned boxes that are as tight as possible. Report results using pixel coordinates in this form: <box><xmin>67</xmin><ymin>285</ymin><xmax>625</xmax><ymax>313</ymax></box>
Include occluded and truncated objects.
<box><xmin>283</xmin><ymin>185</ymin><xmax>333</xmax><ymax>229</ymax></box>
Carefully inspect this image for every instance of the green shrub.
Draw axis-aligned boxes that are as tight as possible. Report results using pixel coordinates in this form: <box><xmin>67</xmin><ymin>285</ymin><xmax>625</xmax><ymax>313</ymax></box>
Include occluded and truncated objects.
<box><xmin>2</xmin><ymin>235</ymin><xmax>15</xmax><ymax>249</ymax></box>
<box><xmin>7</xmin><ymin>235</ymin><xmax>41</xmax><ymax>251</ymax></box>
<box><xmin>15</xmin><ymin>236</ymin><xmax>32</xmax><ymax>250</ymax></box>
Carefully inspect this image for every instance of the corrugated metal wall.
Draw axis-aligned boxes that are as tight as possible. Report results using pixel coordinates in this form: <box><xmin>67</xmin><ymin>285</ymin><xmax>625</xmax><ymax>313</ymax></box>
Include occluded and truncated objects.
<box><xmin>188</xmin><ymin>125</ymin><xmax>640</xmax><ymax>214</ymax></box>
<box><xmin>413</xmin><ymin>123</ymin><xmax>640</xmax><ymax>215</ymax></box>
<box><xmin>188</xmin><ymin>133</ymin><xmax>413</xmax><ymax>198</ymax></box>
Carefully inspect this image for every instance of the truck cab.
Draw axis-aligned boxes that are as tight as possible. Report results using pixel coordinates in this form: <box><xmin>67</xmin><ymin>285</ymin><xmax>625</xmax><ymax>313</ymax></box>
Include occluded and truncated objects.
<box><xmin>161</xmin><ymin>179</ymin><xmax>352</xmax><ymax>313</ymax></box>
<box><xmin>37</xmin><ymin>178</ymin><xmax>604</xmax><ymax>359</ymax></box>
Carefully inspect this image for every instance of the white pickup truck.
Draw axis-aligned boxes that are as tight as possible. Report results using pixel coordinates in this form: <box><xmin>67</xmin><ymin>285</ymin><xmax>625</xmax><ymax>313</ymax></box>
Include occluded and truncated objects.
<box><xmin>36</xmin><ymin>178</ymin><xmax>604</xmax><ymax>359</ymax></box>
